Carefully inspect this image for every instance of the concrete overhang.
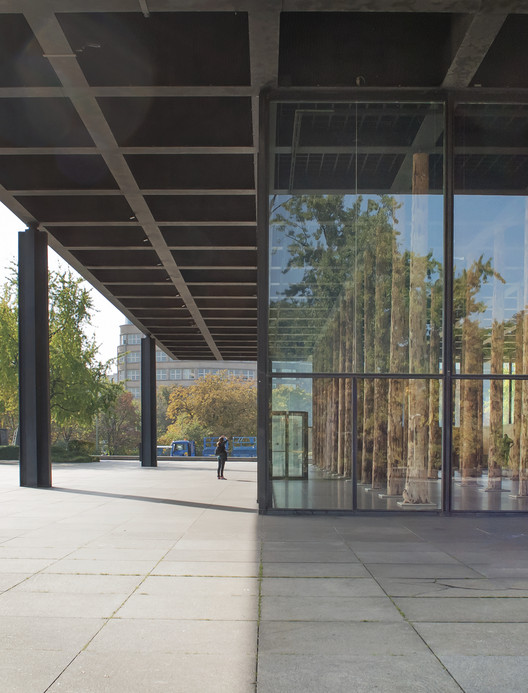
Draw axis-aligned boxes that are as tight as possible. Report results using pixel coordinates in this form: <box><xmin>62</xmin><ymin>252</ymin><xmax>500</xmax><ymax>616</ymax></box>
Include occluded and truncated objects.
<box><xmin>1</xmin><ymin>1</ymin><xmax>527</xmax><ymax>359</ymax></box>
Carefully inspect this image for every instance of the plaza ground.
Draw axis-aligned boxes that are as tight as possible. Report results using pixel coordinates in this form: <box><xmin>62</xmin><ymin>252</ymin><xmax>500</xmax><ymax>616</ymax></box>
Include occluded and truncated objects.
<box><xmin>0</xmin><ymin>458</ymin><xmax>527</xmax><ymax>692</ymax></box>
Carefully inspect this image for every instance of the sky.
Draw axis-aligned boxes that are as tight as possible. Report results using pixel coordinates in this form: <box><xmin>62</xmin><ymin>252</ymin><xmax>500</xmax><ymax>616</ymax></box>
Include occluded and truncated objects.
<box><xmin>0</xmin><ymin>203</ymin><xmax>125</xmax><ymax>365</ymax></box>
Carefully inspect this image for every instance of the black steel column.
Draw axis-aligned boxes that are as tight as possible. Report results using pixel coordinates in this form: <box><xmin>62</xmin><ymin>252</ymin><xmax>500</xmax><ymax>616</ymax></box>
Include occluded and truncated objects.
<box><xmin>257</xmin><ymin>89</ymin><xmax>271</xmax><ymax>511</ymax></box>
<box><xmin>442</xmin><ymin>94</ymin><xmax>455</xmax><ymax>513</ymax></box>
<box><xmin>140</xmin><ymin>335</ymin><xmax>157</xmax><ymax>467</ymax></box>
<box><xmin>18</xmin><ymin>226</ymin><xmax>51</xmax><ymax>488</ymax></box>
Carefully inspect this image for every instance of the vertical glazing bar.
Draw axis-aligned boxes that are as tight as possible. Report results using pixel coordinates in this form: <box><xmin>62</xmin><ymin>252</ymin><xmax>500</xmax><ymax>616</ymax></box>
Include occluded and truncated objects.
<box><xmin>352</xmin><ymin>376</ymin><xmax>358</xmax><ymax>511</ymax></box>
<box><xmin>442</xmin><ymin>95</ymin><xmax>455</xmax><ymax>512</ymax></box>
<box><xmin>18</xmin><ymin>226</ymin><xmax>51</xmax><ymax>488</ymax></box>
<box><xmin>257</xmin><ymin>89</ymin><xmax>271</xmax><ymax>511</ymax></box>
<box><xmin>140</xmin><ymin>336</ymin><xmax>157</xmax><ymax>467</ymax></box>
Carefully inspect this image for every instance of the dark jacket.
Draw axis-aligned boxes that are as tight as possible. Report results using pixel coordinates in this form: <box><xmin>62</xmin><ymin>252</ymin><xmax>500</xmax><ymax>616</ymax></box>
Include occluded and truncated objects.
<box><xmin>215</xmin><ymin>439</ymin><xmax>227</xmax><ymax>459</ymax></box>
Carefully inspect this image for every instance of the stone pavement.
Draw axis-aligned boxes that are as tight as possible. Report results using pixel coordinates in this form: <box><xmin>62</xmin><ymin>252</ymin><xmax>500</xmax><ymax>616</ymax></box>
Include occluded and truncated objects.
<box><xmin>0</xmin><ymin>459</ymin><xmax>527</xmax><ymax>692</ymax></box>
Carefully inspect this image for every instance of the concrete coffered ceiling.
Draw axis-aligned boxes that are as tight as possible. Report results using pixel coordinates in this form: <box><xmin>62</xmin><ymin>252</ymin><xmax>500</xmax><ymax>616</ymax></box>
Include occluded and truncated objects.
<box><xmin>1</xmin><ymin>1</ymin><xmax>528</xmax><ymax>360</ymax></box>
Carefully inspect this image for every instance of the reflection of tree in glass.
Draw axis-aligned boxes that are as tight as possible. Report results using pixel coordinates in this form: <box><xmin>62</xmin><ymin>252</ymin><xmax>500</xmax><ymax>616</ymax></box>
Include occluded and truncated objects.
<box><xmin>453</xmin><ymin>257</ymin><xmax>503</xmax><ymax>486</ymax></box>
<box><xmin>270</xmin><ymin>192</ymin><xmax>442</xmax><ymax>501</ymax></box>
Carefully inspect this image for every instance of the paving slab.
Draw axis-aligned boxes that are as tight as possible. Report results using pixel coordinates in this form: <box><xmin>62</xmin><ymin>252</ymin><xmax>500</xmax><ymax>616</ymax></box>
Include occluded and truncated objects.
<box><xmin>138</xmin><ymin>575</ymin><xmax>259</xmax><ymax>596</ymax></box>
<box><xmin>354</xmin><ymin>549</ymin><xmax>462</xmax><ymax>564</ymax></box>
<box><xmin>437</xmin><ymin>655</ymin><xmax>528</xmax><ymax>693</ymax></box>
<box><xmin>261</xmin><ymin>595</ymin><xmax>403</xmax><ymax>622</ymax></box>
<box><xmin>365</xmin><ymin>563</ymin><xmax>484</xmax><ymax>579</ymax></box>
<box><xmin>261</xmin><ymin>577</ymin><xmax>385</xmax><ymax>598</ymax></box>
<box><xmin>117</xmin><ymin>592</ymin><xmax>257</xmax><ymax>620</ymax></box>
<box><xmin>414</xmin><ymin>622</ymin><xmax>528</xmax><ymax>655</ymax></box>
<box><xmin>0</xmin><ymin>649</ymin><xmax>78</xmax><ymax>693</ymax></box>
<box><xmin>262</xmin><ymin>562</ymin><xmax>370</xmax><ymax>578</ymax></box>
<box><xmin>393</xmin><ymin>596</ymin><xmax>528</xmax><ymax>622</ymax></box>
<box><xmin>87</xmin><ymin>618</ymin><xmax>257</xmax><ymax>654</ymax></box>
<box><xmin>378</xmin><ymin>577</ymin><xmax>528</xmax><ymax>598</ymax></box>
<box><xmin>0</xmin><ymin>591</ymin><xmax>129</xmax><ymax>619</ymax></box>
<box><xmin>11</xmin><ymin>573</ymin><xmax>144</xmax><ymax>594</ymax></box>
<box><xmin>256</xmin><ymin>653</ymin><xmax>462</xmax><ymax>693</ymax></box>
<box><xmin>0</xmin><ymin>615</ymin><xmax>105</xmax><ymax>651</ymax></box>
<box><xmin>151</xmin><ymin>560</ymin><xmax>260</xmax><ymax>577</ymax></box>
<box><xmin>46</xmin><ymin>651</ymin><xmax>256</xmax><ymax>693</ymax></box>
<box><xmin>259</xmin><ymin>621</ymin><xmax>428</xmax><ymax>656</ymax></box>
<box><xmin>40</xmin><ymin>558</ymin><xmax>160</xmax><ymax>575</ymax></box>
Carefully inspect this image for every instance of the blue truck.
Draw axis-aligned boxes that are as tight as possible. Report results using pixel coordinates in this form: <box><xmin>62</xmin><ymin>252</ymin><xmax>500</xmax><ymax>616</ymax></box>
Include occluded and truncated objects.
<box><xmin>170</xmin><ymin>440</ymin><xmax>197</xmax><ymax>456</ymax></box>
<box><xmin>202</xmin><ymin>436</ymin><xmax>257</xmax><ymax>458</ymax></box>
<box><xmin>168</xmin><ymin>437</ymin><xmax>257</xmax><ymax>457</ymax></box>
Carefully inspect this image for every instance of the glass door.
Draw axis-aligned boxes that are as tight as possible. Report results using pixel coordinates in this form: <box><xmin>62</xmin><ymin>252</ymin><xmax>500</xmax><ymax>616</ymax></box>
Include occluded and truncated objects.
<box><xmin>271</xmin><ymin>410</ymin><xmax>308</xmax><ymax>479</ymax></box>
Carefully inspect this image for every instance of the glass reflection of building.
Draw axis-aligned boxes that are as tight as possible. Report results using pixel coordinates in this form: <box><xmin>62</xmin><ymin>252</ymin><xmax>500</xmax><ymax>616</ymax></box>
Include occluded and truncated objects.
<box><xmin>261</xmin><ymin>97</ymin><xmax>528</xmax><ymax>513</ymax></box>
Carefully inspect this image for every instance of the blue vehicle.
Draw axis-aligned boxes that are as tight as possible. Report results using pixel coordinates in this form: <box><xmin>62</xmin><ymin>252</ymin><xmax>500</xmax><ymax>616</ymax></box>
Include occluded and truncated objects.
<box><xmin>170</xmin><ymin>440</ymin><xmax>196</xmax><ymax>457</ymax></box>
<box><xmin>156</xmin><ymin>445</ymin><xmax>172</xmax><ymax>456</ymax></box>
<box><xmin>202</xmin><ymin>436</ymin><xmax>257</xmax><ymax>458</ymax></box>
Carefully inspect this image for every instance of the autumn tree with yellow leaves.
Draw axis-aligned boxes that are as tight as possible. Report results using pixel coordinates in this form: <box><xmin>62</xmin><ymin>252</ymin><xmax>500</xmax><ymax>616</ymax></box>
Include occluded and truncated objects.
<box><xmin>161</xmin><ymin>372</ymin><xmax>257</xmax><ymax>448</ymax></box>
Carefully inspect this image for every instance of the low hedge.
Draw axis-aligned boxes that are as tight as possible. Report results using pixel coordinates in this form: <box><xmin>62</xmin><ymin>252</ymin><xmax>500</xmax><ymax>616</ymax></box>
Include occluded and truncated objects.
<box><xmin>0</xmin><ymin>444</ymin><xmax>97</xmax><ymax>463</ymax></box>
<box><xmin>51</xmin><ymin>445</ymin><xmax>94</xmax><ymax>463</ymax></box>
<box><xmin>0</xmin><ymin>445</ymin><xmax>19</xmax><ymax>460</ymax></box>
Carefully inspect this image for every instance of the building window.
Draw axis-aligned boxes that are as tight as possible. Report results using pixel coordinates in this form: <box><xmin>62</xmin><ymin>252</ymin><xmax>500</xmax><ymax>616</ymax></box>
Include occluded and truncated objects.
<box><xmin>183</xmin><ymin>368</ymin><xmax>196</xmax><ymax>380</ymax></box>
<box><xmin>126</xmin><ymin>351</ymin><xmax>141</xmax><ymax>363</ymax></box>
<box><xmin>127</xmin><ymin>369</ymin><xmax>140</xmax><ymax>381</ymax></box>
<box><xmin>118</xmin><ymin>371</ymin><xmax>125</xmax><ymax>381</ymax></box>
<box><xmin>128</xmin><ymin>333</ymin><xmax>142</xmax><ymax>345</ymax></box>
<box><xmin>156</xmin><ymin>350</ymin><xmax>169</xmax><ymax>362</ymax></box>
<box><xmin>169</xmin><ymin>369</ymin><xmax>182</xmax><ymax>380</ymax></box>
<box><xmin>120</xmin><ymin>335</ymin><xmax>127</xmax><ymax>345</ymax></box>
<box><xmin>130</xmin><ymin>387</ymin><xmax>141</xmax><ymax>399</ymax></box>
<box><xmin>156</xmin><ymin>369</ymin><xmax>168</xmax><ymax>380</ymax></box>
<box><xmin>198</xmin><ymin>369</ymin><xmax>206</xmax><ymax>378</ymax></box>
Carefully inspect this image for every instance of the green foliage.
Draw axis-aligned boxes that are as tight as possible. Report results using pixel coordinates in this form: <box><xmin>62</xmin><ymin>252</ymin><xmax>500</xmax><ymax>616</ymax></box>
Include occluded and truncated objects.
<box><xmin>0</xmin><ymin>275</ymin><xmax>19</xmax><ymax>432</ymax></box>
<box><xmin>164</xmin><ymin>373</ymin><xmax>257</xmax><ymax>443</ymax></box>
<box><xmin>97</xmin><ymin>388</ymin><xmax>140</xmax><ymax>455</ymax></box>
<box><xmin>0</xmin><ymin>268</ymin><xmax>118</xmax><ymax>442</ymax></box>
<box><xmin>162</xmin><ymin>414</ymin><xmax>208</xmax><ymax>453</ymax></box>
<box><xmin>272</xmin><ymin>383</ymin><xmax>312</xmax><ymax>412</ymax></box>
<box><xmin>157</xmin><ymin>385</ymin><xmax>174</xmax><ymax>438</ymax></box>
<box><xmin>48</xmin><ymin>270</ymin><xmax>115</xmax><ymax>435</ymax></box>
<box><xmin>50</xmin><ymin>443</ymin><xmax>94</xmax><ymax>463</ymax></box>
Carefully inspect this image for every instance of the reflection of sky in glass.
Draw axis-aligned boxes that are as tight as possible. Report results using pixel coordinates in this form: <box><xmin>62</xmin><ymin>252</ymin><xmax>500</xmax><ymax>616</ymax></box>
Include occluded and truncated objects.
<box><xmin>270</xmin><ymin>192</ymin><xmax>444</xmax><ymax>303</ymax></box>
<box><xmin>454</xmin><ymin>195</ymin><xmax>527</xmax><ymax>325</ymax></box>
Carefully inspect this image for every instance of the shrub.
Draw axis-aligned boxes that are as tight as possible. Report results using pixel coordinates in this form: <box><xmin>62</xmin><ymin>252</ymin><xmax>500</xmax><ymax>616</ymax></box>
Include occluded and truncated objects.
<box><xmin>0</xmin><ymin>445</ymin><xmax>19</xmax><ymax>460</ymax></box>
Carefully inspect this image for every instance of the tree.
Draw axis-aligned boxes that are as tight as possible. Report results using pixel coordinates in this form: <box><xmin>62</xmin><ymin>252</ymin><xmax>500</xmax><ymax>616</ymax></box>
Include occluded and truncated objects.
<box><xmin>164</xmin><ymin>373</ymin><xmax>257</xmax><ymax>444</ymax></box>
<box><xmin>157</xmin><ymin>385</ymin><xmax>174</xmax><ymax>439</ymax></box>
<box><xmin>0</xmin><ymin>268</ymin><xmax>117</xmax><ymax>443</ymax></box>
<box><xmin>0</xmin><ymin>275</ymin><xmax>18</xmax><ymax>434</ymax></box>
<box><xmin>97</xmin><ymin>388</ymin><xmax>140</xmax><ymax>455</ymax></box>
<box><xmin>272</xmin><ymin>382</ymin><xmax>312</xmax><ymax>412</ymax></box>
<box><xmin>48</xmin><ymin>270</ymin><xmax>117</xmax><ymax>441</ymax></box>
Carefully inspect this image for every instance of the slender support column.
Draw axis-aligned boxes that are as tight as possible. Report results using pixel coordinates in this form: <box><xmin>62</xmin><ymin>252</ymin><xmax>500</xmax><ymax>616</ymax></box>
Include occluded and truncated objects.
<box><xmin>140</xmin><ymin>335</ymin><xmax>157</xmax><ymax>467</ymax></box>
<box><xmin>18</xmin><ymin>226</ymin><xmax>51</xmax><ymax>488</ymax></box>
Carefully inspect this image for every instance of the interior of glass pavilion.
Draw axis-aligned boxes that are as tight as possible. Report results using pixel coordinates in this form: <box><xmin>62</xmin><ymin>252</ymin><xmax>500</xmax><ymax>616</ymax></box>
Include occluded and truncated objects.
<box><xmin>2</xmin><ymin>3</ymin><xmax>528</xmax><ymax>512</ymax></box>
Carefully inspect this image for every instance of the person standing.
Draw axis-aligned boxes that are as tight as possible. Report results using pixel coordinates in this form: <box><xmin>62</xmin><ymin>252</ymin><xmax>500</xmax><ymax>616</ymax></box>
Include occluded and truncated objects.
<box><xmin>215</xmin><ymin>435</ymin><xmax>228</xmax><ymax>479</ymax></box>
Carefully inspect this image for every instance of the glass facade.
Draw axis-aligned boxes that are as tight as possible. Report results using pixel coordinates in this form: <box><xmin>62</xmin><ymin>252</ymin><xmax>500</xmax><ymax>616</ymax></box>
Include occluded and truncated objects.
<box><xmin>265</xmin><ymin>96</ymin><xmax>528</xmax><ymax>512</ymax></box>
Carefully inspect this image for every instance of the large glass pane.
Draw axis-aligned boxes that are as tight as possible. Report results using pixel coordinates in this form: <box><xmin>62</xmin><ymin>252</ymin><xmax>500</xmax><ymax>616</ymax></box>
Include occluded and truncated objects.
<box><xmin>269</xmin><ymin>100</ymin><xmax>444</xmax><ymax>374</ymax></box>
<box><xmin>452</xmin><ymin>378</ymin><xmax>528</xmax><ymax>511</ymax></box>
<box><xmin>357</xmin><ymin>378</ymin><xmax>442</xmax><ymax>510</ymax></box>
<box><xmin>454</xmin><ymin>103</ymin><xmax>528</xmax><ymax>375</ymax></box>
<box><xmin>270</xmin><ymin>377</ymin><xmax>353</xmax><ymax>510</ymax></box>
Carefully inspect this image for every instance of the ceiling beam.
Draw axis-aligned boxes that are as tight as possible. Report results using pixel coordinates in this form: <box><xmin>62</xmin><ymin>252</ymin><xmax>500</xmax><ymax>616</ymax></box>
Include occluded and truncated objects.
<box><xmin>23</xmin><ymin>6</ymin><xmax>223</xmax><ymax>360</ymax></box>
<box><xmin>442</xmin><ymin>12</ymin><xmax>508</xmax><ymax>89</ymax></box>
